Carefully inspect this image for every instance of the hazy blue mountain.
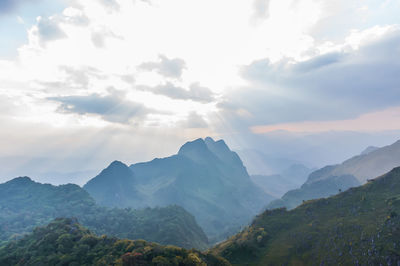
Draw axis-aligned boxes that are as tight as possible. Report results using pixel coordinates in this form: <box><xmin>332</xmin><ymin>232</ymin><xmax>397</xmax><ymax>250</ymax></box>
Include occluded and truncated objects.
<box><xmin>267</xmin><ymin>174</ymin><xmax>360</xmax><ymax>209</ymax></box>
<box><xmin>306</xmin><ymin>139</ymin><xmax>400</xmax><ymax>185</ymax></box>
<box><xmin>0</xmin><ymin>176</ymin><xmax>208</xmax><ymax>249</ymax></box>
<box><xmin>267</xmin><ymin>139</ymin><xmax>400</xmax><ymax>210</ymax></box>
<box><xmin>360</xmin><ymin>145</ymin><xmax>379</xmax><ymax>155</ymax></box>
<box><xmin>251</xmin><ymin>164</ymin><xmax>313</xmax><ymax>198</ymax></box>
<box><xmin>84</xmin><ymin>161</ymin><xmax>143</xmax><ymax>207</ymax></box>
<box><xmin>84</xmin><ymin>137</ymin><xmax>274</xmax><ymax>243</ymax></box>
<box><xmin>236</xmin><ymin>149</ymin><xmax>305</xmax><ymax>176</ymax></box>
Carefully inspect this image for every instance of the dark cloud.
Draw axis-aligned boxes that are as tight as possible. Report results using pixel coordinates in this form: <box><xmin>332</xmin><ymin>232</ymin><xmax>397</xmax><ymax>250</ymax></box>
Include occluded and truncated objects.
<box><xmin>48</xmin><ymin>90</ymin><xmax>153</xmax><ymax>124</ymax></box>
<box><xmin>138</xmin><ymin>55</ymin><xmax>187</xmax><ymax>78</ymax></box>
<box><xmin>137</xmin><ymin>82</ymin><xmax>215</xmax><ymax>103</ymax></box>
<box><xmin>36</xmin><ymin>66</ymin><xmax>105</xmax><ymax>91</ymax></box>
<box><xmin>36</xmin><ymin>16</ymin><xmax>66</xmax><ymax>43</ymax></box>
<box><xmin>120</xmin><ymin>74</ymin><xmax>135</xmax><ymax>84</ymax></box>
<box><xmin>219</xmin><ymin>29</ymin><xmax>400</xmax><ymax>126</ymax></box>
<box><xmin>91</xmin><ymin>28</ymin><xmax>123</xmax><ymax>48</ymax></box>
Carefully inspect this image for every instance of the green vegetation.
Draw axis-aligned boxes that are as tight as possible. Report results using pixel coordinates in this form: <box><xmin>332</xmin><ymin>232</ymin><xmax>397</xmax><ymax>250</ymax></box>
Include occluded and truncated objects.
<box><xmin>0</xmin><ymin>177</ymin><xmax>208</xmax><ymax>249</ymax></box>
<box><xmin>0</xmin><ymin>218</ymin><xmax>230</xmax><ymax>266</ymax></box>
<box><xmin>84</xmin><ymin>138</ymin><xmax>274</xmax><ymax>243</ymax></box>
<box><xmin>213</xmin><ymin>167</ymin><xmax>400</xmax><ymax>265</ymax></box>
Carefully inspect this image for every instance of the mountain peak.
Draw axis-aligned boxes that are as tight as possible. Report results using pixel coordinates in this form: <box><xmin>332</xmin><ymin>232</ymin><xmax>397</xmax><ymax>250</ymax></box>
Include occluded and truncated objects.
<box><xmin>108</xmin><ymin>160</ymin><xmax>129</xmax><ymax>169</ymax></box>
<box><xmin>360</xmin><ymin>146</ymin><xmax>379</xmax><ymax>155</ymax></box>
<box><xmin>7</xmin><ymin>176</ymin><xmax>34</xmax><ymax>185</ymax></box>
<box><xmin>178</xmin><ymin>138</ymin><xmax>210</xmax><ymax>158</ymax></box>
<box><xmin>83</xmin><ymin>160</ymin><xmax>134</xmax><ymax>190</ymax></box>
<box><xmin>204</xmin><ymin>136</ymin><xmax>215</xmax><ymax>143</ymax></box>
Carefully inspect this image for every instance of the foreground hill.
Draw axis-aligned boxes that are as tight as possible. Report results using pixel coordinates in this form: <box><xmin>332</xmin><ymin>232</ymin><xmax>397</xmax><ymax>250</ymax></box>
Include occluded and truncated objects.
<box><xmin>0</xmin><ymin>177</ymin><xmax>208</xmax><ymax>249</ymax></box>
<box><xmin>267</xmin><ymin>139</ymin><xmax>400</xmax><ymax>210</ymax></box>
<box><xmin>0</xmin><ymin>218</ymin><xmax>230</xmax><ymax>266</ymax></box>
<box><xmin>213</xmin><ymin>167</ymin><xmax>400</xmax><ymax>265</ymax></box>
<box><xmin>84</xmin><ymin>137</ymin><xmax>274</xmax><ymax>242</ymax></box>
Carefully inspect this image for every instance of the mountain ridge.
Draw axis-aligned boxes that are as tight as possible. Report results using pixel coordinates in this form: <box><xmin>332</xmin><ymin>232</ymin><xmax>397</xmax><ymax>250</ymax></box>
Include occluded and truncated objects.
<box><xmin>84</xmin><ymin>137</ymin><xmax>274</xmax><ymax>243</ymax></box>
<box><xmin>267</xmin><ymin>139</ymin><xmax>400</xmax><ymax>210</ymax></box>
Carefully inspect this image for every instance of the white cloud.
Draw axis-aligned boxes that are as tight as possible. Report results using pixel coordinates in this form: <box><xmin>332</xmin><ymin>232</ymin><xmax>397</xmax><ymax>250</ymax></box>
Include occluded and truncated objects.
<box><xmin>218</xmin><ymin>26</ymin><xmax>400</xmax><ymax>127</ymax></box>
<box><xmin>1</xmin><ymin>0</ymin><xmax>400</xmax><ymax>181</ymax></box>
<box><xmin>138</xmin><ymin>55</ymin><xmax>186</xmax><ymax>79</ymax></box>
<box><xmin>137</xmin><ymin>82</ymin><xmax>216</xmax><ymax>103</ymax></box>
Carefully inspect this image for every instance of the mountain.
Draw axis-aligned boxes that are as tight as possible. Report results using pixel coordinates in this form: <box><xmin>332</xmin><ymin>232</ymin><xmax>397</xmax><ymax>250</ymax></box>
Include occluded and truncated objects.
<box><xmin>306</xmin><ymin>139</ymin><xmax>400</xmax><ymax>185</ymax></box>
<box><xmin>84</xmin><ymin>137</ymin><xmax>274</xmax><ymax>242</ymax></box>
<box><xmin>0</xmin><ymin>218</ymin><xmax>230</xmax><ymax>266</ymax></box>
<box><xmin>267</xmin><ymin>174</ymin><xmax>360</xmax><ymax>209</ymax></box>
<box><xmin>267</xmin><ymin>139</ymin><xmax>400</xmax><ymax>210</ymax></box>
<box><xmin>360</xmin><ymin>146</ymin><xmax>379</xmax><ymax>155</ymax></box>
<box><xmin>0</xmin><ymin>177</ymin><xmax>208</xmax><ymax>249</ymax></box>
<box><xmin>236</xmin><ymin>149</ymin><xmax>303</xmax><ymax>176</ymax></box>
<box><xmin>84</xmin><ymin>161</ymin><xmax>142</xmax><ymax>207</ymax></box>
<box><xmin>250</xmin><ymin>164</ymin><xmax>312</xmax><ymax>198</ymax></box>
<box><xmin>213</xmin><ymin>167</ymin><xmax>400</xmax><ymax>265</ymax></box>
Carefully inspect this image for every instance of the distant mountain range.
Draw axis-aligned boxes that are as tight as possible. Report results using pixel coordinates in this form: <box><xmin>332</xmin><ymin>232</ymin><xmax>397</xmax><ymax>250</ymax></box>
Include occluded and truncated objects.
<box><xmin>213</xmin><ymin>167</ymin><xmax>400</xmax><ymax>265</ymax></box>
<box><xmin>306</xmin><ymin>140</ymin><xmax>400</xmax><ymax>184</ymax></box>
<box><xmin>84</xmin><ymin>137</ymin><xmax>274</xmax><ymax>242</ymax></box>
<box><xmin>267</xmin><ymin>139</ymin><xmax>400</xmax><ymax>210</ymax></box>
<box><xmin>0</xmin><ymin>176</ymin><xmax>208</xmax><ymax>249</ymax></box>
<box><xmin>236</xmin><ymin>149</ymin><xmax>306</xmax><ymax>176</ymax></box>
<box><xmin>250</xmin><ymin>164</ymin><xmax>312</xmax><ymax>198</ymax></box>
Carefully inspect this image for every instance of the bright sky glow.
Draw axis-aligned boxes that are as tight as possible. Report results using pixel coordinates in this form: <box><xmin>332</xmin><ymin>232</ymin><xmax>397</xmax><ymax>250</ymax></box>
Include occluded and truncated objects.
<box><xmin>0</xmin><ymin>0</ymin><xmax>400</xmax><ymax>182</ymax></box>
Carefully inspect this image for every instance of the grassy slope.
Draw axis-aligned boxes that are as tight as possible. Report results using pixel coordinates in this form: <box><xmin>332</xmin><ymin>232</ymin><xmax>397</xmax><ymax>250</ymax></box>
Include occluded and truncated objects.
<box><xmin>213</xmin><ymin>167</ymin><xmax>400</xmax><ymax>265</ymax></box>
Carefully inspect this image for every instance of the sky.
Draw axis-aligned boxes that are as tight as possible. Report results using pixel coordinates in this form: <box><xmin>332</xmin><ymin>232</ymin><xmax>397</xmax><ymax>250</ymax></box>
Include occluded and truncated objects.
<box><xmin>0</xmin><ymin>0</ymin><xmax>400</xmax><ymax>184</ymax></box>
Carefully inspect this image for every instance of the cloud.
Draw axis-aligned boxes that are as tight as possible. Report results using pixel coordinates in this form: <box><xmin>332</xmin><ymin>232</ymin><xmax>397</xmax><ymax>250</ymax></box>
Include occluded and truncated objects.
<box><xmin>180</xmin><ymin>111</ymin><xmax>208</xmax><ymax>128</ymax></box>
<box><xmin>137</xmin><ymin>82</ymin><xmax>215</xmax><ymax>103</ymax></box>
<box><xmin>251</xmin><ymin>106</ymin><xmax>400</xmax><ymax>134</ymax></box>
<box><xmin>91</xmin><ymin>27</ymin><xmax>123</xmax><ymax>48</ymax></box>
<box><xmin>36</xmin><ymin>66</ymin><xmax>105</xmax><ymax>92</ymax></box>
<box><xmin>35</xmin><ymin>16</ymin><xmax>66</xmax><ymax>43</ymax></box>
<box><xmin>253</xmin><ymin>0</ymin><xmax>271</xmax><ymax>20</ymax></box>
<box><xmin>0</xmin><ymin>95</ymin><xmax>19</xmax><ymax>116</ymax></box>
<box><xmin>138</xmin><ymin>55</ymin><xmax>187</xmax><ymax>78</ymax></box>
<box><xmin>98</xmin><ymin>0</ymin><xmax>120</xmax><ymax>10</ymax></box>
<box><xmin>61</xmin><ymin>7</ymin><xmax>90</xmax><ymax>26</ymax></box>
<box><xmin>219</xmin><ymin>27</ymin><xmax>400</xmax><ymax>126</ymax></box>
<box><xmin>48</xmin><ymin>89</ymin><xmax>153</xmax><ymax>124</ymax></box>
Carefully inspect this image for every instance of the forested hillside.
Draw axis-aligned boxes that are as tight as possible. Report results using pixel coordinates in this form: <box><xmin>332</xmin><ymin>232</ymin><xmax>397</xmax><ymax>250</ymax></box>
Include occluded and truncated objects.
<box><xmin>0</xmin><ymin>218</ymin><xmax>230</xmax><ymax>266</ymax></box>
<box><xmin>0</xmin><ymin>177</ymin><xmax>208</xmax><ymax>249</ymax></box>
